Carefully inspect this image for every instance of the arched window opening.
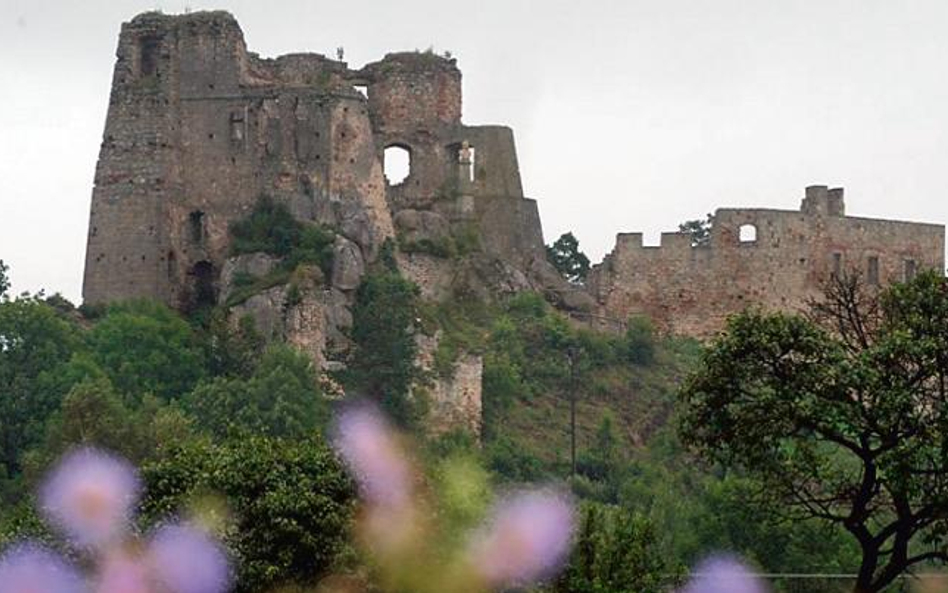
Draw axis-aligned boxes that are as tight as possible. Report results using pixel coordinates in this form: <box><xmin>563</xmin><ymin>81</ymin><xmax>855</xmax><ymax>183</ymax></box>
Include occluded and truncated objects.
<box><xmin>354</xmin><ymin>85</ymin><xmax>368</xmax><ymax>98</ymax></box>
<box><xmin>738</xmin><ymin>224</ymin><xmax>757</xmax><ymax>243</ymax></box>
<box><xmin>384</xmin><ymin>145</ymin><xmax>411</xmax><ymax>185</ymax></box>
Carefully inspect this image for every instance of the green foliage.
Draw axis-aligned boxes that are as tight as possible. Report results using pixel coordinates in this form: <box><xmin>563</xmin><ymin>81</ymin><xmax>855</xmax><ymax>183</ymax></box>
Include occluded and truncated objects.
<box><xmin>621</xmin><ymin>316</ymin><xmax>655</xmax><ymax>365</ymax></box>
<box><xmin>140</xmin><ymin>435</ymin><xmax>355</xmax><ymax>593</ymax></box>
<box><xmin>0</xmin><ymin>296</ymin><xmax>82</xmax><ymax>488</ymax></box>
<box><xmin>200</xmin><ymin>311</ymin><xmax>265</xmax><ymax>379</ymax></box>
<box><xmin>678</xmin><ymin>214</ymin><xmax>713</xmax><ymax>246</ymax></box>
<box><xmin>679</xmin><ymin>271</ymin><xmax>948</xmax><ymax>592</ymax></box>
<box><xmin>185</xmin><ymin>344</ymin><xmax>327</xmax><ymax>439</ymax></box>
<box><xmin>553</xmin><ymin>504</ymin><xmax>672</xmax><ymax>593</ymax></box>
<box><xmin>89</xmin><ymin>300</ymin><xmax>206</xmax><ymax>401</ymax></box>
<box><xmin>229</xmin><ymin>196</ymin><xmax>335</xmax><ymax>278</ymax></box>
<box><xmin>0</xmin><ymin>260</ymin><xmax>8</xmax><ymax>299</ymax></box>
<box><xmin>546</xmin><ymin>232</ymin><xmax>591</xmax><ymax>284</ymax></box>
<box><xmin>21</xmin><ymin>380</ymin><xmax>196</xmax><ymax>479</ymax></box>
<box><xmin>347</xmin><ymin>270</ymin><xmax>422</xmax><ymax>427</ymax></box>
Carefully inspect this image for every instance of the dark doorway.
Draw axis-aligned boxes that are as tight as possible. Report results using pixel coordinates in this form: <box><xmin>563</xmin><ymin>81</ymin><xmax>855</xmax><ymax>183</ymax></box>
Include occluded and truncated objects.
<box><xmin>189</xmin><ymin>261</ymin><xmax>217</xmax><ymax>311</ymax></box>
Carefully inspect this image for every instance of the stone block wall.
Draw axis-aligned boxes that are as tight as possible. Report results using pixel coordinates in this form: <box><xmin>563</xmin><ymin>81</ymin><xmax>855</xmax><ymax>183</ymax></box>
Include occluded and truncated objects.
<box><xmin>588</xmin><ymin>186</ymin><xmax>945</xmax><ymax>337</ymax></box>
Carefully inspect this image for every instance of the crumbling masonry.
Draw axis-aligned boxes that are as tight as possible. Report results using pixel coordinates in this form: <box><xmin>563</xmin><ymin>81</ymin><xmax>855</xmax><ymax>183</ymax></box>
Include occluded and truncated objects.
<box><xmin>588</xmin><ymin>186</ymin><xmax>944</xmax><ymax>337</ymax></box>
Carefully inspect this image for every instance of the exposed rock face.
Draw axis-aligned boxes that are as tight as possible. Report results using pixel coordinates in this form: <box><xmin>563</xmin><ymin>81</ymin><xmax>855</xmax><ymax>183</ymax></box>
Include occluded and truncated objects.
<box><xmin>414</xmin><ymin>332</ymin><xmax>482</xmax><ymax>437</ymax></box>
<box><xmin>394</xmin><ymin>209</ymin><xmax>451</xmax><ymax>245</ymax></box>
<box><xmin>219</xmin><ymin>253</ymin><xmax>279</xmax><ymax>302</ymax></box>
<box><xmin>331</xmin><ymin>236</ymin><xmax>365</xmax><ymax>291</ymax></box>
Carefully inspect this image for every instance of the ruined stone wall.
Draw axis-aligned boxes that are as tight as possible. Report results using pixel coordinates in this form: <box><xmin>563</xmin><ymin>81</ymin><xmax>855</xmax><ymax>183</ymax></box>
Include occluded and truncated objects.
<box><xmin>84</xmin><ymin>11</ymin><xmax>545</xmax><ymax>311</ymax></box>
<box><xmin>83</xmin><ymin>11</ymin><xmax>395</xmax><ymax>310</ymax></box>
<box><xmin>589</xmin><ymin>186</ymin><xmax>945</xmax><ymax>337</ymax></box>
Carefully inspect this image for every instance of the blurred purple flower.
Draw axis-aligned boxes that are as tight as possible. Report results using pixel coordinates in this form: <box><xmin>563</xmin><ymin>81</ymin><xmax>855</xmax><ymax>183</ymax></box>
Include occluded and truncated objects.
<box><xmin>40</xmin><ymin>447</ymin><xmax>141</xmax><ymax>548</ymax></box>
<box><xmin>331</xmin><ymin>405</ymin><xmax>412</xmax><ymax>507</ymax></box>
<box><xmin>468</xmin><ymin>489</ymin><xmax>575</xmax><ymax>587</ymax></box>
<box><xmin>0</xmin><ymin>543</ymin><xmax>86</xmax><ymax>593</ymax></box>
<box><xmin>96</xmin><ymin>553</ymin><xmax>152</xmax><ymax>593</ymax></box>
<box><xmin>681</xmin><ymin>556</ymin><xmax>769</xmax><ymax>593</ymax></box>
<box><xmin>148</xmin><ymin>523</ymin><xmax>230</xmax><ymax>593</ymax></box>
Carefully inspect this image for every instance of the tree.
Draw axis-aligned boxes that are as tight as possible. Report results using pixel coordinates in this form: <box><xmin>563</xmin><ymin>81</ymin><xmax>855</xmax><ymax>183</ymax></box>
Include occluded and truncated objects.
<box><xmin>680</xmin><ymin>271</ymin><xmax>948</xmax><ymax>592</ymax></box>
<box><xmin>0</xmin><ymin>297</ymin><xmax>82</xmax><ymax>489</ymax></box>
<box><xmin>547</xmin><ymin>232</ymin><xmax>591</xmax><ymax>284</ymax></box>
<box><xmin>554</xmin><ymin>504</ymin><xmax>670</xmax><ymax>593</ymax></box>
<box><xmin>348</xmin><ymin>270</ymin><xmax>421</xmax><ymax>427</ymax></box>
<box><xmin>140</xmin><ymin>435</ymin><xmax>355</xmax><ymax>593</ymax></box>
<box><xmin>185</xmin><ymin>344</ymin><xmax>327</xmax><ymax>439</ymax></box>
<box><xmin>678</xmin><ymin>214</ymin><xmax>713</xmax><ymax>246</ymax></box>
<box><xmin>88</xmin><ymin>300</ymin><xmax>206</xmax><ymax>401</ymax></box>
<box><xmin>0</xmin><ymin>260</ymin><xmax>9</xmax><ymax>299</ymax></box>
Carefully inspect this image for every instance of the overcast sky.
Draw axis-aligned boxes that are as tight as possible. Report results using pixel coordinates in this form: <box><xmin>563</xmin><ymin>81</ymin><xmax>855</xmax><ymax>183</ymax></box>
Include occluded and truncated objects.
<box><xmin>3</xmin><ymin>0</ymin><xmax>948</xmax><ymax>301</ymax></box>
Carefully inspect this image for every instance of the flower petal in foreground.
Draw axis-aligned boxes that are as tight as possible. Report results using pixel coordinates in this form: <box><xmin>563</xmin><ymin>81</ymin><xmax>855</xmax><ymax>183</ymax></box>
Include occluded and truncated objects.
<box><xmin>40</xmin><ymin>447</ymin><xmax>141</xmax><ymax>548</ymax></box>
<box><xmin>467</xmin><ymin>489</ymin><xmax>575</xmax><ymax>588</ymax></box>
<box><xmin>148</xmin><ymin>523</ymin><xmax>230</xmax><ymax>593</ymax></box>
<box><xmin>680</xmin><ymin>555</ymin><xmax>769</xmax><ymax>593</ymax></box>
<box><xmin>96</xmin><ymin>552</ymin><xmax>152</xmax><ymax>593</ymax></box>
<box><xmin>0</xmin><ymin>543</ymin><xmax>86</xmax><ymax>593</ymax></box>
<box><xmin>331</xmin><ymin>405</ymin><xmax>412</xmax><ymax>507</ymax></box>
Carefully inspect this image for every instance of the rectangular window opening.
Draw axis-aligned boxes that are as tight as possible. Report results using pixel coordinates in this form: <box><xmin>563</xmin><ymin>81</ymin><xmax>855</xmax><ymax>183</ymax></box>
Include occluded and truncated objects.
<box><xmin>867</xmin><ymin>256</ymin><xmax>879</xmax><ymax>285</ymax></box>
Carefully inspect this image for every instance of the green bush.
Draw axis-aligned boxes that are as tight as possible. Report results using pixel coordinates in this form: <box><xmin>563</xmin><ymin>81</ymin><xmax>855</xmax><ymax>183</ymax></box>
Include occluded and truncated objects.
<box><xmin>229</xmin><ymin>197</ymin><xmax>335</xmax><ymax>278</ymax></box>
<box><xmin>622</xmin><ymin>315</ymin><xmax>655</xmax><ymax>365</ymax></box>
<box><xmin>140</xmin><ymin>435</ymin><xmax>355</xmax><ymax>593</ymax></box>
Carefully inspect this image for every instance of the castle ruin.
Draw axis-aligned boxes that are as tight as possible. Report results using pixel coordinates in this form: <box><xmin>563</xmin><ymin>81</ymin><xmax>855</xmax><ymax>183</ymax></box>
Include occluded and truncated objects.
<box><xmin>81</xmin><ymin>12</ymin><xmax>945</xmax><ymax>430</ymax></box>
<box><xmin>82</xmin><ymin>11</ymin><xmax>555</xmax><ymax>312</ymax></box>
<box><xmin>588</xmin><ymin>185</ymin><xmax>945</xmax><ymax>337</ymax></box>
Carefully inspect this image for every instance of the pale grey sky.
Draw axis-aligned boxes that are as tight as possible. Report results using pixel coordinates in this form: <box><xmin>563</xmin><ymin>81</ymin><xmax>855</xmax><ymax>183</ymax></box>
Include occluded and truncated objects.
<box><xmin>3</xmin><ymin>0</ymin><xmax>948</xmax><ymax>301</ymax></box>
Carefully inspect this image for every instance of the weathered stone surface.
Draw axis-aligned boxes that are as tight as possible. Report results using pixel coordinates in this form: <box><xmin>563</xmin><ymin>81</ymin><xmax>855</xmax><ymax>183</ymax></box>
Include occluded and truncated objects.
<box><xmin>414</xmin><ymin>331</ymin><xmax>482</xmax><ymax>436</ymax></box>
<box><xmin>396</xmin><ymin>252</ymin><xmax>454</xmax><ymax>301</ymax></box>
<box><xmin>331</xmin><ymin>236</ymin><xmax>365</xmax><ymax>291</ymax></box>
<box><xmin>229</xmin><ymin>286</ymin><xmax>287</xmax><ymax>341</ymax></box>
<box><xmin>393</xmin><ymin>209</ymin><xmax>450</xmax><ymax>245</ymax></box>
<box><xmin>588</xmin><ymin>186</ymin><xmax>946</xmax><ymax>337</ymax></box>
<box><xmin>82</xmin><ymin>11</ymin><xmax>547</xmax><ymax>314</ymax></box>
<box><xmin>285</xmin><ymin>293</ymin><xmax>327</xmax><ymax>369</ymax></box>
<box><xmin>219</xmin><ymin>252</ymin><xmax>279</xmax><ymax>302</ymax></box>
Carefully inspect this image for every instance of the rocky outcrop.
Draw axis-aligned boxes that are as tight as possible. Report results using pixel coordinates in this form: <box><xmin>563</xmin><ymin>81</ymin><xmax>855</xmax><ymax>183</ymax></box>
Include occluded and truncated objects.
<box><xmin>414</xmin><ymin>331</ymin><xmax>483</xmax><ymax>437</ymax></box>
<box><xmin>331</xmin><ymin>236</ymin><xmax>365</xmax><ymax>291</ymax></box>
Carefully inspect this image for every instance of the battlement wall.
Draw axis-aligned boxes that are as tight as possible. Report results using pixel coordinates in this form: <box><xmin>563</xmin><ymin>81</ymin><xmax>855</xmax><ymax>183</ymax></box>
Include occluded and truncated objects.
<box><xmin>590</xmin><ymin>187</ymin><xmax>945</xmax><ymax>337</ymax></box>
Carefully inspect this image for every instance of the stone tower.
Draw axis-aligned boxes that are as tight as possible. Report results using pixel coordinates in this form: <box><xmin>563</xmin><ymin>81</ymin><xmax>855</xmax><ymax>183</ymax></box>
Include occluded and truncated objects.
<box><xmin>83</xmin><ymin>11</ymin><xmax>554</xmax><ymax>311</ymax></box>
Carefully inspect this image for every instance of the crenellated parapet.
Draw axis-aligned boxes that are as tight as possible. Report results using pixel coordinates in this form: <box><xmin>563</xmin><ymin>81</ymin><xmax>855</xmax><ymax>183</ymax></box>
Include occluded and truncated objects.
<box><xmin>589</xmin><ymin>186</ymin><xmax>944</xmax><ymax>337</ymax></box>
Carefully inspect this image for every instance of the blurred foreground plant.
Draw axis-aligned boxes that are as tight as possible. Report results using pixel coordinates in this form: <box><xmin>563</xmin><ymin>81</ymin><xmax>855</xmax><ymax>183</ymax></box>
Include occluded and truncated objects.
<box><xmin>0</xmin><ymin>446</ymin><xmax>229</xmax><ymax>593</ymax></box>
<box><xmin>329</xmin><ymin>404</ymin><xmax>576</xmax><ymax>593</ymax></box>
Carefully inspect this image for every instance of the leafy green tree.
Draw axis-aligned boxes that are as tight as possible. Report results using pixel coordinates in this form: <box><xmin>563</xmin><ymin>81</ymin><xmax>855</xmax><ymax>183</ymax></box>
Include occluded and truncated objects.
<box><xmin>0</xmin><ymin>297</ymin><xmax>82</xmax><ymax>488</ymax></box>
<box><xmin>201</xmin><ymin>310</ymin><xmax>264</xmax><ymax>379</ymax></box>
<box><xmin>546</xmin><ymin>232</ymin><xmax>591</xmax><ymax>284</ymax></box>
<box><xmin>185</xmin><ymin>344</ymin><xmax>326</xmax><ymax>439</ymax></box>
<box><xmin>680</xmin><ymin>271</ymin><xmax>948</xmax><ymax>592</ymax></box>
<box><xmin>0</xmin><ymin>260</ymin><xmax>9</xmax><ymax>299</ymax></box>
<box><xmin>678</xmin><ymin>214</ymin><xmax>713</xmax><ymax>246</ymax></box>
<box><xmin>554</xmin><ymin>504</ymin><xmax>671</xmax><ymax>593</ymax></box>
<box><xmin>89</xmin><ymin>300</ymin><xmax>205</xmax><ymax>401</ymax></box>
<box><xmin>348</xmin><ymin>270</ymin><xmax>422</xmax><ymax>427</ymax></box>
<box><xmin>140</xmin><ymin>435</ymin><xmax>355</xmax><ymax>593</ymax></box>
<box><xmin>622</xmin><ymin>315</ymin><xmax>655</xmax><ymax>366</ymax></box>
